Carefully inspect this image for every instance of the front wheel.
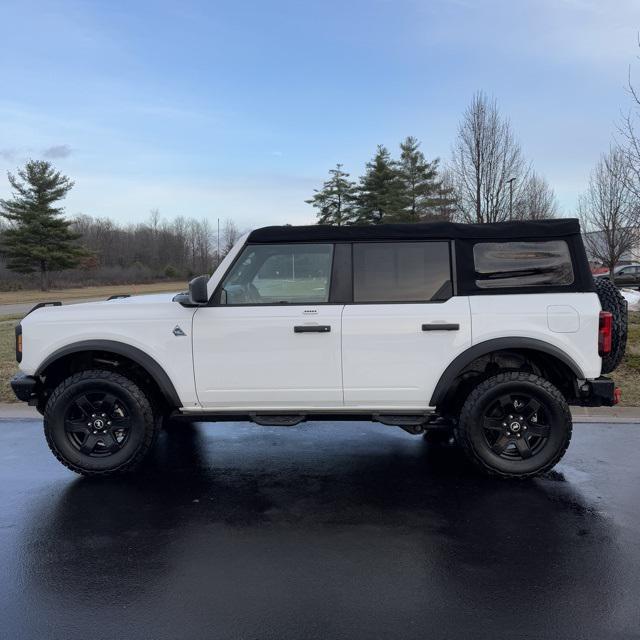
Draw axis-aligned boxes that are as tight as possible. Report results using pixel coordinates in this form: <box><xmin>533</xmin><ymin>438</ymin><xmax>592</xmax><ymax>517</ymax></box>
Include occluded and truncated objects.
<box><xmin>455</xmin><ymin>372</ymin><xmax>572</xmax><ymax>478</ymax></box>
<box><xmin>44</xmin><ymin>369</ymin><xmax>158</xmax><ymax>477</ymax></box>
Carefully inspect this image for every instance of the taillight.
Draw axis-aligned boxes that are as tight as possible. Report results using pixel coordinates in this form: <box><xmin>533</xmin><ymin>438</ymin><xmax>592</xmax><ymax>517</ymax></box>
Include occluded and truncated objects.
<box><xmin>598</xmin><ymin>311</ymin><xmax>613</xmax><ymax>356</ymax></box>
<box><xmin>15</xmin><ymin>324</ymin><xmax>22</xmax><ymax>363</ymax></box>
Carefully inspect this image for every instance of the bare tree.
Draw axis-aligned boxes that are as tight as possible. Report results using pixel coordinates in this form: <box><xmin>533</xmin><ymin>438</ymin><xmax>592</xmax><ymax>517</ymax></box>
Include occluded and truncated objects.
<box><xmin>450</xmin><ymin>91</ymin><xmax>528</xmax><ymax>223</ymax></box>
<box><xmin>221</xmin><ymin>219</ymin><xmax>241</xmax><ymax>255</ymax></box>
<box><xmin>578</xmin><ymin>147</ymin><xmax>640</xmax><ymax>277</ymax></box>
<box><xmin>149</xmin><ymin>208</ymin><xmax>161</xmax><ymax>236</ymax></box>
<box><xmin>61</xmin><ymin>213</ymin><xmax>228</xmax><ymax>283</ymax></box>
<box><xmin>513</xmin><ymin>172</ymin><xmax>558</xmax><ymax>220</ymax></box>
<box><xmin>618</xmin><ymin>38</ymin><xmax>640</xmax><ymax>216</ymax></box>
<box><xmin>195</xmin><ymin>218</ymin><xmax>214</xmax><ymax>273</ymax></box>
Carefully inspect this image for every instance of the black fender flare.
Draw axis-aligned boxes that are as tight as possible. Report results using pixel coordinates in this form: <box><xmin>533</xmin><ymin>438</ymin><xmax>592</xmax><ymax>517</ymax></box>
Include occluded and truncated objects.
<box><xmin>429</xmin><ymin>337</ymin><xmax>585</xmax><ymax>407</ymax></box>
<box><xmin>36</xmin><ymin>340</ymin><xmax>181</xmax><ymax>408</ymax></box>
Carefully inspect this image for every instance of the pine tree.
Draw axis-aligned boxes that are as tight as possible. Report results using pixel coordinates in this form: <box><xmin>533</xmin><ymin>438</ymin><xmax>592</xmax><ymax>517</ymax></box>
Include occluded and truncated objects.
<box><xmin>396</xmin><ymin>136</ymin><xmax>455</xmax><ymax>221</ymax></box>
<box><xmin>356</xmin><ymin>146</ymin><xmax>406</xmax><ymax>224</ymax></box>
<box><xmin>306</xmin><ymin>164</ymin><xmax>358</xmax><ymax>225</ymax></box>
<box><xmin>0</xmin><ymin>160</ymin><xmax>87</xmax><ymax>290</ymax></box>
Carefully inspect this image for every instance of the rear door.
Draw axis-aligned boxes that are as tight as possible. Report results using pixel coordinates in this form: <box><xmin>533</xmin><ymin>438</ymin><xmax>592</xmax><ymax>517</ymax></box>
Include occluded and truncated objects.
<box><xmin>341</xmin><ymin>241</ymin><xmax>471</xmax><ymax>409</ymax></box>
<box><xmin>192</xmin><ymin>242</ymin><xmax>344</xmax><ymax>409</ymax></box>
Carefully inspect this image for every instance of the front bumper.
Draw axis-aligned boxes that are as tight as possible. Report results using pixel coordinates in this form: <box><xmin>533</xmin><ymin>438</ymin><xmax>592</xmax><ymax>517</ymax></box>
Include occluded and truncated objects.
<box><xmin>10</xmin><ymin>373</ymin><xmax>38</xmax><ymax>403</ymax></box>
<box><xmin>576</xmin><ymin>376</ymin><xmax>620</xmax><ymax>407</ymax></box>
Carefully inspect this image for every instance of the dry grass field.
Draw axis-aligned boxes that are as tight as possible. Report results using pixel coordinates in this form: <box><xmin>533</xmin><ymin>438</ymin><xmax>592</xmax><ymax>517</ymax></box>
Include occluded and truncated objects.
<box><xmin>0</xmin><ymin>281</ymin><xmax>184</xmax><ymax>306</ymax></box>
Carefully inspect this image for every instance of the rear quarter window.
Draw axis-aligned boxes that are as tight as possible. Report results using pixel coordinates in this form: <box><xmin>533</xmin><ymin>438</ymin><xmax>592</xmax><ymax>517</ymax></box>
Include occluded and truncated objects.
<box><xmin>473</xmin><ymin>240</ymin><xmax>574</xmax><ymax>289</ymax></box>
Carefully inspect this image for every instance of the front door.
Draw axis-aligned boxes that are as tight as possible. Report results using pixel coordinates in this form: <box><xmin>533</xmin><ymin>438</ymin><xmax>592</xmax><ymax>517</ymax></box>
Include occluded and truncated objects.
<box><xmin>192</xmin><ymin>243</ymin><xmax>343</xmax><ymax>409</ymax></box>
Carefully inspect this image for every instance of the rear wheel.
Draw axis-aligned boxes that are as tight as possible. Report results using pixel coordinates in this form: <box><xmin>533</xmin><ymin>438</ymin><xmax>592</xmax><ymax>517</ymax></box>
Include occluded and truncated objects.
<box><xmin>456</xmin><ymin>372</ymin><xmax>572</xmax><ymax>478</ymax></box>
<box><xmin>44</xmin><ymin>369</ymin><xmax>158</xmax><ymax>477</ymax></box>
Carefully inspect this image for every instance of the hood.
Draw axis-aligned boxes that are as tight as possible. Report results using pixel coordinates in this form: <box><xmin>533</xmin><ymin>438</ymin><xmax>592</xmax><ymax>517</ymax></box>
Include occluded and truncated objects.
<box><xmin>99</xmin><ymin>292</ymin><xmax>181</xmax><ymax>305</ymax></box>
<box><xmin>22</xmin><ymin>291</ymin><xmax>185</xmax><ymax>325</ymax></box>
<box><xmin>62</xmin><ymin>292</ymin><xmax>181</xmax><ymax>310</ymax></box>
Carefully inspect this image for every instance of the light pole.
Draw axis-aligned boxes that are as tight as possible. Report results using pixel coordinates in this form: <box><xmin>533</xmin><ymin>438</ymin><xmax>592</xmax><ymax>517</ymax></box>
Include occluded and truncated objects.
<box><xmin>506</xmin><ymin>177</ymin><xmax>516</xmax><ymax>219</ymax></box>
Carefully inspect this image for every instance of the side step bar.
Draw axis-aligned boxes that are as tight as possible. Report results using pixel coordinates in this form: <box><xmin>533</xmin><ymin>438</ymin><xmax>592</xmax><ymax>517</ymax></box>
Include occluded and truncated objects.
<box><xmin>176</xmin><ymin>409</ymin><xmax>452</xmax><ymax>434</ymax></box>
<box><xmin>249</xmin><ymin>414</ymin><xmax>306</xmax><ymax>427</ymax></box>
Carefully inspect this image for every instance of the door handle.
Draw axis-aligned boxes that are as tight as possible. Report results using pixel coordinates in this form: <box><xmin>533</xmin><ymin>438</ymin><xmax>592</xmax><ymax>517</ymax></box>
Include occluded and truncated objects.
<box><xmin>422</xmin><ymin>323</ymin><xmax>460</xmax><ymax>331</ymax></box>
<box><xmin>294</xmin><ymin>325</ymin><xmax>331</xmax><ymax>333</ymax></box>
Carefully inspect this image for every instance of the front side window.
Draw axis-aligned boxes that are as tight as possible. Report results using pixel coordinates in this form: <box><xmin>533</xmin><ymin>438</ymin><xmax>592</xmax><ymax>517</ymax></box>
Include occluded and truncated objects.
<box><xmin>220</xmin><ymin>243</ymin><xmax>334</xmax><ymax>304</ymax></box>
<box><xmin>473</xmin><ymin>240</ymin><xmax>574</xmax><ymax>289</ymax></box>
<box><xmin>353</xmin><ymin>242</ymin><xmax>452</xmax><ymax>303</ymax></box>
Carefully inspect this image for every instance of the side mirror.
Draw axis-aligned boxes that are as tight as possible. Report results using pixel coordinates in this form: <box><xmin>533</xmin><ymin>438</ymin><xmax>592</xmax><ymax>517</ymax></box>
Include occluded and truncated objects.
<box><xmin>220</xmin><ymin>288</ymin><xmax>228</xmax><ymax>305</ymax></box>
<box><xmin>188</xmin><ymin>275</ymin><xmax>209</xmax><ymax>305</ymax></box>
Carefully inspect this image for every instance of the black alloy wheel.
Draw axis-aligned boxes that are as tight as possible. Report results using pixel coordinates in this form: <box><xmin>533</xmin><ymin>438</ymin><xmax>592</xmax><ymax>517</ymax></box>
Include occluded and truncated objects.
<box><xmin>64</xmin><ymin>391</ymin><xmax>132</xmax><ymax>457</ymax></box>
<box><xmin>481</xmin><ymin>393</ymin><xmax>550</xmax><ymax>461</ymax></box>
<box><xmin>44</xmin><ymin>369</ymin><xmax>158</xmax><ymax>476</ymax></box>
<box><xmin>456</xmin><ymin>371</ymin><xmax>572</xmax><ymax>478</ymax></box>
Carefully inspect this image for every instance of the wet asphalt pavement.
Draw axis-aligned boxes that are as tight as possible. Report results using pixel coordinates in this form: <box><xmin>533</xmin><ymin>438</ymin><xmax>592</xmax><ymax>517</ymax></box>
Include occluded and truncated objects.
<box><xmin>0</xmin><ymin>419</ymin><xmax>638</xmax><ymax>640</ymax></box>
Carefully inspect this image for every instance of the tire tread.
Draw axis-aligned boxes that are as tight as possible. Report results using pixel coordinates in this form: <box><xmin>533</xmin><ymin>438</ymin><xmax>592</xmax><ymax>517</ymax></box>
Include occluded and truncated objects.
<box><xmin>44</xmin><ymin>369</ymin><xmax>157</xmax><ymax>477</ymax></box>
<box><xmin>455</xmin><ymin>371</ymin><xmax>572</xmax><ymax>479</ymax></box>
<box><xmin>594</xmin><ymin>277</ymin><xmax>627</xmax><ymax>373</ymax></box>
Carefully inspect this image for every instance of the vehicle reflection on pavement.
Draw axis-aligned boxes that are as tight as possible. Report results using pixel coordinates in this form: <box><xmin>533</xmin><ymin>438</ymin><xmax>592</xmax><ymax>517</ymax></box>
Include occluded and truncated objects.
<box><xmin>1</xmin><ymin>419</ymin><xmax>638</xmax><ymax>640</ymax></box>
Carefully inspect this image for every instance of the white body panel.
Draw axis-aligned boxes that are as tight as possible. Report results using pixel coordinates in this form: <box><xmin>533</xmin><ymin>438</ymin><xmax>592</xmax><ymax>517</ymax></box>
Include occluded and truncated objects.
<box><xmin>469</xmin><ymin>293</ymin><xmax>602</xmax><ymax>380</ymax></box>
<box><xmin>341</xmin><ymin>298</ymin><xmax>472</xmax><ymax>409</ymax></box>
<box><xmin>19</xmin><ymin>294</ymin><xmax>200</xmax><ymax>407</ymax></box>
<box><xmin>17</xmin><ymin>234</ymin><xmax>604</xmax><ymax>413</ymax></box>
<box><xmin>192</xmin><ymin>305</ymin><xmax>343</xmax><ymax>408</ymax></box>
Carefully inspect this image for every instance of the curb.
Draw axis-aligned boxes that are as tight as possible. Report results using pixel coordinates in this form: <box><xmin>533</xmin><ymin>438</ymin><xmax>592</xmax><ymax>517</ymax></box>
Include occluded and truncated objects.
<box><xmin>0</xmin><ymin>403</ymin><xmax>638</xmax><ymax>423</ymax></box>
<box><xmin>0</xmin><ymin>403</ymin><xmax>41</xmax><ymax>419</ymax></box>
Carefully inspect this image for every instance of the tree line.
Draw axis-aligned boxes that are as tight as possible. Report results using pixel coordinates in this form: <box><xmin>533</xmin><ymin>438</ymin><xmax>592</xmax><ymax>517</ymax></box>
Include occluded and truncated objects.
<box><xmin>0</xmin><ymin>162</ymin><xmax>241</xmax><ymax>291</ymax></box>
<box><xmin>305</xmin><ymin>137</ymin><xmax>455</xmax><ymax>225</ymax></box>
<box><xmin>307</xmin><ymin>92</ymin><xmax>559</xmax><ymax>226</ymax></box>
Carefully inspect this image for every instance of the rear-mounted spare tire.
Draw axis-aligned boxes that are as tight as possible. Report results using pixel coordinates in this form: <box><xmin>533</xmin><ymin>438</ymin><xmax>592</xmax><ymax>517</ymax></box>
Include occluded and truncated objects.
<box><xmin>594</xmin><ymin>277</ymin><xmax>627</xmax><ymax>373</ymax></box>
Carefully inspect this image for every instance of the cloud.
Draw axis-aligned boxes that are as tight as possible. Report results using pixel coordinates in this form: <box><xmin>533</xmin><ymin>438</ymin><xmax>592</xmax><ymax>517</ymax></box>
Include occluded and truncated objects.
<box><xmin>0</xmin><ymin>148</ymin><xmax>17</xmax><ymax>161</ymax></box>
<box><xmin>43</xmin><ymin>144</ymin><xmax>72</xmax><ymax>159</ymax></box>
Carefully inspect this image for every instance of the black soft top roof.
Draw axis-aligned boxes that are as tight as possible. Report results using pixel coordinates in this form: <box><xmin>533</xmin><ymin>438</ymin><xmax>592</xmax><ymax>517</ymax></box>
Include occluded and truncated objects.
<box><xmin>248</xmin><ymin>218</ymin><xmax>581</xmax><ymax>243</ymax></box>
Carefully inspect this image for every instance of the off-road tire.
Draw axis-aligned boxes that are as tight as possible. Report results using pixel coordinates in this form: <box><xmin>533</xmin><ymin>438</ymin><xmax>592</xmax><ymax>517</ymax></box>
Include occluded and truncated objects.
<box><xmin>44</xmin><ymin>369</ymin><xmax>158</xmax><ymax>477</ymax></box>
<box><xmin>594</xmin><ymin>277</ymin><xmax>628</xmax><ymax>373</ymax></box>
<box><xmin>455</xmin><ymin>372</ymin><xmax>572</xmax><ymax>479</ymax></box>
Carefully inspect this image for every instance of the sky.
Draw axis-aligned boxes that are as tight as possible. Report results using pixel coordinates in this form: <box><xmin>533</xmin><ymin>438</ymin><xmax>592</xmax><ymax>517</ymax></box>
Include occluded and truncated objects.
<box><xmin>1</xmin><ymin>0</ymin><xmax>639</xmax><ymax>230</ymax></box>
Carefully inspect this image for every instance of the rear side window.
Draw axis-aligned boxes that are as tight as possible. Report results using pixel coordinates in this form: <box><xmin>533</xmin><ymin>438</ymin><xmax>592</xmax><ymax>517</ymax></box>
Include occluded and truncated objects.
<box><xmin>353</xmin><ymin>242</ymin><xmax>451</xmax><ymax>303</ymax></box>
<box><xmin>473</xmin><ymin>240</ymin><xmax>574</xmax><ymax>289</ymax></box>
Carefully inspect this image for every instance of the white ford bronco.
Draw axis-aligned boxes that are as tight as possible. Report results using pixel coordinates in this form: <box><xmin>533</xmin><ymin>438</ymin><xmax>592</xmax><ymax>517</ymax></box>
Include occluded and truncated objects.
<box><xmin>11</xmin><ymin>219</ymin><xmax>627</xmax><ymax>478</ymax></box>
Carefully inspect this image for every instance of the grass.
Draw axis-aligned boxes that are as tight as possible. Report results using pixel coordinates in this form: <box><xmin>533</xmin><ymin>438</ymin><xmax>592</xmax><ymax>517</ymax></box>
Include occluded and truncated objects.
<box><xmin>0</xmin><ymin>314</ymin><xmax>22</xmax><ymax>403</ymax></box>
<box><xmin>0</xmin><ymin>281</ymin><xmax>185</xmax><ymax>306</ymax></box>
<box><xmin>611</xmin><ymin>311</ymin><xmax>640</xmax><ymax>406</ymax></box>
<box><xmin>1</xmin><ymin>308</ymin><xmax>639</xmax><ymax>406</ymax></box>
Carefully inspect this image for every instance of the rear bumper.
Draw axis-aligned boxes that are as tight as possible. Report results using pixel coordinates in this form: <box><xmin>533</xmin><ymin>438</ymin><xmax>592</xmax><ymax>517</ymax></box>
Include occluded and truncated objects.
<box><xmin>576</xmin><ymin>376</ymin><xmax>620</xmax><ymax>407</ymax></box>
<box><xmin>10</xmin><ymin>373</ymin><xmax>38</xmax><ymax>403</ymax></box>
